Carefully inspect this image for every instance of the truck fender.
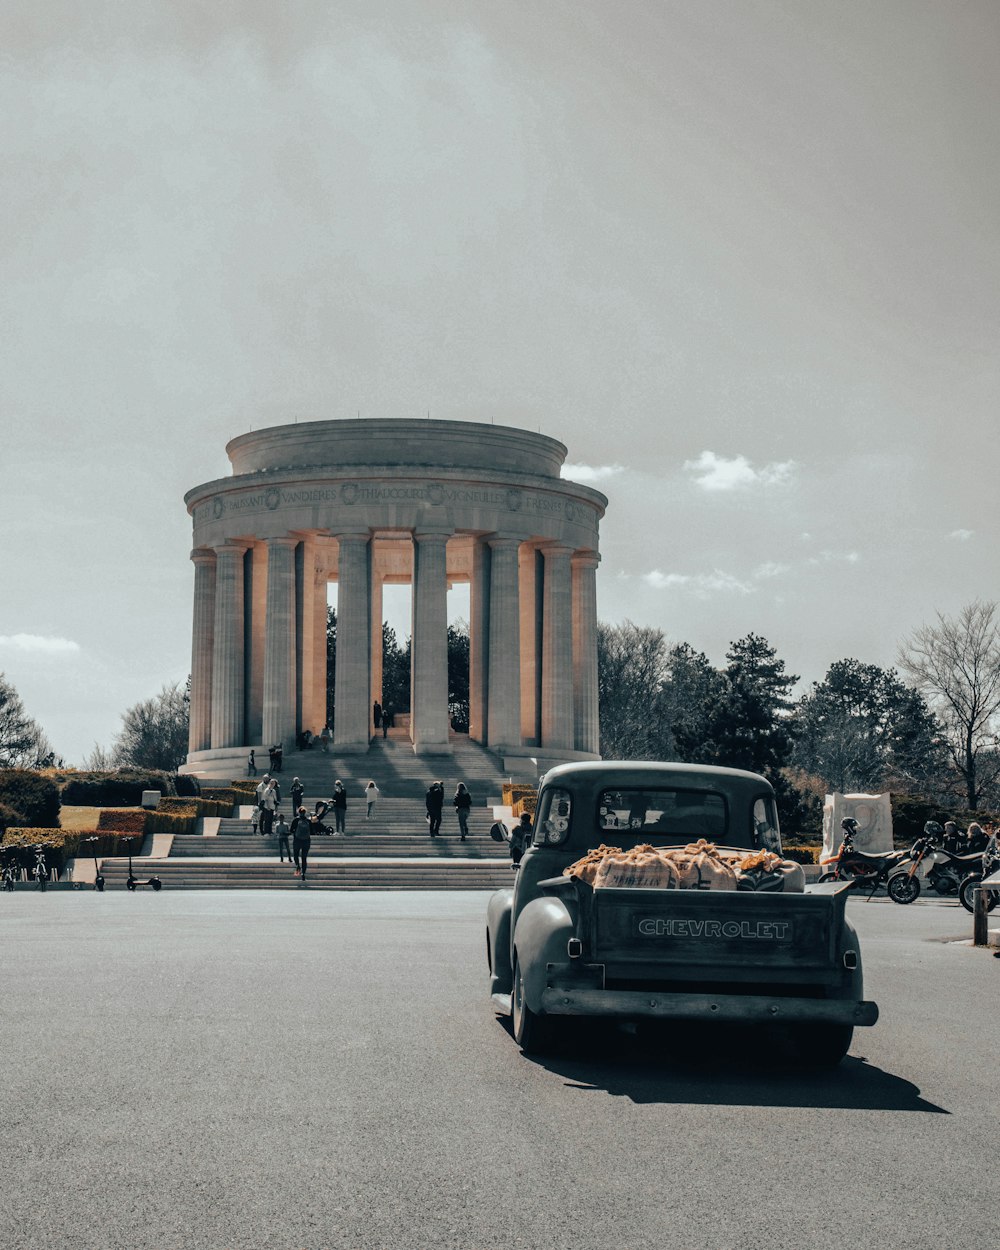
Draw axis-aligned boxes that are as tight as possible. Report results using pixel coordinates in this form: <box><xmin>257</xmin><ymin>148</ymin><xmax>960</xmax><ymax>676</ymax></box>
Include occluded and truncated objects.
<box><xmin>486</xmin><ymin>888</ymin><xmax>515</xmax><ymax>996</ymax></box>
<box><xmin>512</xmin><ymin>895</ymin><xmax>575</xmax><ymax>1015</ymax></box>
<box><xmin>830</xmin><ymin>914</ymin><xmax>866</xmax><ymax>1001</ymax></box>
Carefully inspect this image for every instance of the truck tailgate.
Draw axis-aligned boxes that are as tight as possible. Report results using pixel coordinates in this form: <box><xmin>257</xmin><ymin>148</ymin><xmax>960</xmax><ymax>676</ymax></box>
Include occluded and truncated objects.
<box><xmin>591</xmin><ymin>886</ymin><xmax>846</xmax><ymax>975</ymax></box>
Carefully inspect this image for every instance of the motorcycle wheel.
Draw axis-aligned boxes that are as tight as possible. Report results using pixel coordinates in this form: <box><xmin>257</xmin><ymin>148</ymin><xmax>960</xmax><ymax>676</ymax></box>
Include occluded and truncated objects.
<box><xmin>888</xmin><ymin>874</ymin><xmax>921</xmax><ymax>905</ymax></box>
<box><xmin>817</xmin><ymin>872</ymin><xmax>840</xmax><ymax>884</ymax></box>
<box><xmin>959</xmin><ymin>876</ymin><xmax>998</xmax><ymax>915</ymax></box>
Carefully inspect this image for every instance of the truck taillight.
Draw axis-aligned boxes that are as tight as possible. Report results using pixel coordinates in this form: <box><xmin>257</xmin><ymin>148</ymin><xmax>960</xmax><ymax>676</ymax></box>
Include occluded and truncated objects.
<box><xmin>567</xmin><ymin>938</ymin><xmax>583</xmax><ymax>959</ymax></box>
<box><xmin>843</xmin><ymin>950</ymin><xmax>858</xmax><ymax>970</ymax></box>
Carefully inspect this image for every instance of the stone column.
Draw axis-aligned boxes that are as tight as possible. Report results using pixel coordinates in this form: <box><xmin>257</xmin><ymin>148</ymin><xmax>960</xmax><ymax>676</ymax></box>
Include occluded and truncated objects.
<box><xmin>540</xmin><ymin>543</ymin><xmax>575</xmax><ymax>751</ymax></box>
<box><xmin>313</xmin><ymin>572</ymin><xmax>329</xmax><ymax>734</ymax></box>
<box><xmin>572</xmin><ymin>552</ymin><xmax>601</xmax><ymax>756</ymax></box>
<box><xmin>333</xmin><ymin>532</ymin><xmax>371</xmax><ymax>750</ymax></box>
<box><xmin>188</xmin><ymin>548</ymin><xmax>216</xmax><ymax>754</ymax></box>
<box><xmin>262</xmin><ymin>536</ymin><xmax>297</xmax><ymax>748</ymax></box>
<box><xmin>468</xmin><ymin>538</ymin><xmax>490</xmax><ymax>743</ymax></box>
<box><xmin>519</xmin><ymin>545</ymin><xmax>543</xmax><ymax>746</ymax></box>
<box><xmin>487</xmin><ymin>535</ymin><xmax>522</xmax><ymax>753</ymax></box>
<box><xmin>411</xmin><ymin>530</ymin><xmax>451</xmax><ymax>753</ymax></box>
<box><xmin>210</xmin><ymin>543</ymin><xmax>247</xmax><ymax>749</ymax></box>
<box><xmin>370</xmin><ymin>569</ymin><xmax>384</xmax><ymax>730</ymax></box>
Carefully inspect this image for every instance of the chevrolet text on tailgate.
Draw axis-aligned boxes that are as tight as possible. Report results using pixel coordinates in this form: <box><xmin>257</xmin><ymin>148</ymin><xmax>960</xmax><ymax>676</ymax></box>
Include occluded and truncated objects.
<box><xmin>486</xmin><ymin>761</ymin><xmax>878</xmax><ymax>1065</ymax></box>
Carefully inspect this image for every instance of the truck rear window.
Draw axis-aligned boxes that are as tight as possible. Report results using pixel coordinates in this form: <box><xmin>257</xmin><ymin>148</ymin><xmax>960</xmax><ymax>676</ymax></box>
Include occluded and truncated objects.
<box><xmin>597</xmin><ymin>788</ymin><xmax>727</xmax><ymax>842</ymax></box>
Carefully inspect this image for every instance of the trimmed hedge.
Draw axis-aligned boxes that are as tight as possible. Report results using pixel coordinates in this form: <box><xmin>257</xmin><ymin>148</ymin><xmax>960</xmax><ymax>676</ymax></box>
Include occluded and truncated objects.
<box><xmin>0</xmin><ymin>770</ymin><xmax>61</xmax><ymax>829</ymax></box>
<box><xmin>781</xmin><ymin>847</ymin><xmax>818</xmax><ymax>865</ymax></box>
<box><xmin>96</xmin><ymin>809</ymin><xmax>148</xmax><ymax>834</ymax></box>
<box><xmin>200</xmin><ymin>787</ymin><xmax>238</xmax><ymax>807</ymax></box>
<box><xmin>231</xmin><ymin>780</ymin><xmax>261</xmax><ymax>797</ymax></box>
<box><xmin>1</xmin><ymin>827</ymin><xmax>75</xmax><ymax>874</ymax></box>
<box><xmin>145</xmin><ymin>810</ymin><xmax>197</xmax><ymax>835</ymax></box>
<box><xmin>57</xmin><ymin>769</ymin><xmax>178</xmax><ymax>807</ymax></box>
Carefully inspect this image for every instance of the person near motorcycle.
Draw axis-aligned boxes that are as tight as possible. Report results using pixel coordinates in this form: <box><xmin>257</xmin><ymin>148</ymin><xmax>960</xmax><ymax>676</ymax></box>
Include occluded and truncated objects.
<box><xmin>983</xmin><ymin>823</ymin><xmax>1000</xmax><ymax>877</ymax></box>
<box><xmin>943</xmin><ymin>821</ymin><xmax>966</xmax><ymax>853</ymax></box>
<box><xmin>965</xmin><ymin>822</ymin><xmax>988</xmax><ymax>854</ymax></box>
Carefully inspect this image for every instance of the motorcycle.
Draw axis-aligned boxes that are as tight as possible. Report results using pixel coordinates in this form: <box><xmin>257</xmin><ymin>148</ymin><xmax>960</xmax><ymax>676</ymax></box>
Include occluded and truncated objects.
<box><xmin>887</xmin><ymin>835</ymin><xmax>983</xmax><ymax>905</ymax></box>
<box><xmin>818</xmin><ymin>827</ymin><xmax>908</xmax><ymax>897</ymax></box>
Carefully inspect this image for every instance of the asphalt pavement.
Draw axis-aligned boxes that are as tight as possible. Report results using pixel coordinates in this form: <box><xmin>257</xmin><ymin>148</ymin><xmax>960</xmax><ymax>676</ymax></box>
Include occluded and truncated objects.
<box><xmin>0</xmin><ymin>889</ymin><xmax>995</xmax><ymax>1250</ymax></box>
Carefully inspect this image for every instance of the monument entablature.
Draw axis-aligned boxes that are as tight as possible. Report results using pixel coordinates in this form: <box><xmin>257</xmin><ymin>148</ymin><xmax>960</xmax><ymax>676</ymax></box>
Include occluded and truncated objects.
<box><xmin>182</xmin><ymin>418</ymin><xmax>606</xmax><ymax>772</ymax></box>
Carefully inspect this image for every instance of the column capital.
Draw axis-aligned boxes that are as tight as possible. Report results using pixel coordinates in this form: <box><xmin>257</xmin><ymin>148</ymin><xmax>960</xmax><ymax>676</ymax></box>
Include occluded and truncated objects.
<box><xmin>539</xmin><ymin>541</ymin><xmax>575</xmax><ymax>560</ymax></box>
<box><xmin>413</xmin><ymin>529</ymin><xmax>451</xmax><ymax>546</ymax></box>
<box><xmin>334</xmin><ymin>531</ymin><xmax>371</xmax><ymax>547</ymax></box>
<box><xmin>486</xmin><ymin>533</ymin><xmax>522</xmax><ymax>552</ymax></box>
<box><xmin>571</xmin><ymin>550</ymin><xmax>601</xmax><ymax>570</ymax></box>
<box><xmin>190</xmin><ymin>547</ymin><xmax>216</xmax><ymax>566</ymax></box>
<box><xmin>263</xmin><ymin>535</ymin><xmax>299</xmax><ymax>550</ymax></box>
<box><xmin>213</xmin><ymin>541</ymin><xmax>249</xmax><ymax>559</ymax></box>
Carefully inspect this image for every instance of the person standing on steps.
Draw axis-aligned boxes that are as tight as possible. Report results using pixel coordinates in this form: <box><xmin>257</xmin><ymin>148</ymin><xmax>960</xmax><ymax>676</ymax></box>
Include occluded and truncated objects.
<box><xmin>381</xmin><ymin>707</ymin><xmax>390</xmax><ymax>739</ymax></box>
<box><xmin>274</xmin><ymin>812</ymin><xmax>292</xmax><ymax>864</ymax></box>
<box><xmin>331</xmin><ymin>780</ymin><xmax>347</xmax><ymax>834</ymax></box>
<box><xmin>373</xmin><ymin>700</ymin><xmax>382</xmax><ymax>731</ymax></box>
<box><xmin>320</xmin><ymin>723</ymin><xmax>331</xmax><ymax>753</ymax></box>
<box><xmin>290</xmin><ymin>806</ymin><xmax>312</xmax><ymax>880</ymax></box>
<box><xmin>247</xmin><ymin>749</ymin><xmax>257</xmax><ymax>777</ymax></box>
<box><xmin>291</xmin><ymin>777</ymin><xmax>304</xmax><ymax>816</ymax></box>
<box><xmin>453</xmin><ymin>782</ymin><xmax>472</xmax><ymax>842</ymax></box>
<box><xmin>259</xmin><ymin>777</ymin><xmax>281</xmax><ymax>838</ymax></box>
<box><xmin>364</xmin><ymin>780</ymin><xmax>380</xmax><ymax>820</ymax></box>
<box><xmin>426</xmin><ymin>781</ymin><xmax>444</xmax><ymax>838</ymax></box>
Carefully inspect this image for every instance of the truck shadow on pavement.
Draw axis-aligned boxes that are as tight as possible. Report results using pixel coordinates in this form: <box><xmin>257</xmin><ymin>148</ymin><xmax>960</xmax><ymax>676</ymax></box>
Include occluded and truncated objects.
<box><xmin>505</xmin><ymin>1023</ymin><xmax>947</xmax><ymax>1113</ymax></box>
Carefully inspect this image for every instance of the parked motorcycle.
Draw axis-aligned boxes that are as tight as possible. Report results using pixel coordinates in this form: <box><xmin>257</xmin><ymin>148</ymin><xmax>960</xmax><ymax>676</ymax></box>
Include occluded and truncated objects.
<box><xmin>888</xmin><ymin>824</ymin><xmax>984</xmax><ymax>904</ymax></box>
<box><xmin>818</xmin><ymin>819</ymin><xmax>908</xmax><ymax>897</ymax></box>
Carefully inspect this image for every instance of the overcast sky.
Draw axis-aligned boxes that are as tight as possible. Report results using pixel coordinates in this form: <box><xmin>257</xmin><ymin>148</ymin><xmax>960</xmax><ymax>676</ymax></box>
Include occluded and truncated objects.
<box><xmin>4</xmin><ymin>0</ymin><xmax>998</xmax><ymax>765</ymax></box>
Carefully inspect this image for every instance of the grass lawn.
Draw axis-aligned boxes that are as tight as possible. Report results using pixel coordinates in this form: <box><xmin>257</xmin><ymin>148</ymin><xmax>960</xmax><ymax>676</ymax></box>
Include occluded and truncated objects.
<box><xmin>59</xmin><ymin>805</ymin><xmax>143</xmax><ymax>831</ymax></box>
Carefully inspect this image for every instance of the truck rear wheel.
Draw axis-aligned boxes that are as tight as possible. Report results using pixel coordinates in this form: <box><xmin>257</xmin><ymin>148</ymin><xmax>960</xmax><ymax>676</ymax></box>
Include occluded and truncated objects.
<box><xmin>512</xmin><ymin>956</ymin><xmax>556</xmax><ymax>1054</ymax></box>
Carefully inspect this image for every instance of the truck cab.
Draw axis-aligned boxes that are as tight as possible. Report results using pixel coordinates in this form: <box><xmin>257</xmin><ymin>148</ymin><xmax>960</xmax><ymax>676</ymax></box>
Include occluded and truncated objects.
<box><xmin>486</xmin><ymin>761</ymin><xmax>877</xmax><ymax>1064</ymax></box>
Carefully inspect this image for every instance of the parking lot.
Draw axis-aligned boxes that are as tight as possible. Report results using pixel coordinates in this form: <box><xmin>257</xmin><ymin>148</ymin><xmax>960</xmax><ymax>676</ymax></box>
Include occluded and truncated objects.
<box><xmin>0</xmin><ymin>890</ymin><xmax>994</xmax><ymax>1250</ymax></box>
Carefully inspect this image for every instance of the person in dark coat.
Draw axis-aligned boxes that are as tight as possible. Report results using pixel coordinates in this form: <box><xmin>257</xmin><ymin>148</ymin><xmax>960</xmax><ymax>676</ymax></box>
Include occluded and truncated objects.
<box><xmin>290</xmin><ymin>807</ymin><xmax>312</xmax><ymax>880</ymax></box>
<box><xmin>274</xmin><ymin>813</ymin><xmax>292</xmax><ymax>864</ymax></box>
<box><xmin>453</xmin><ymin>783</ymin><xmax>472</xmax><ymax>841</ymax></box>
<box><xmin>291</xmin><ymin>777</ymin><xmax>304</xmax><ymax>814</ymax></box>
<box><xmin>331</xmin><ymin>780</ymin><xmax>348</xmax><ymax>834</ymax></box>
<box><xmin>508</xmin><ymin>812</ymin><xmax>533</xmax><ymax>868</ymax></box>
<box><xmin>373</xmin><ymin>701</ymin><xmax>382</xmax><ymax>729</ymax></box>
<box><xmin>426</xmin><ymin>781</ymin><xmax>444</xmax><ymax>837</ymax></box>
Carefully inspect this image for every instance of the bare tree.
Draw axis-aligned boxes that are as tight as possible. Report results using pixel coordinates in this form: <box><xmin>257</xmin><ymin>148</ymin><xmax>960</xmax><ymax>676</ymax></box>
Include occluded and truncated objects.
<box><xmin>597</xmin><ymin>621</ymin><xmax>669</xmax><ymax>759</ymax></box>
<box><xmin>112</xmin><ymin>681</ymin><xmax>190</xmax><ymax>772</ymax></box>
<box><xmin>898</xmin><ymin>601</ymin><xmax>1000</xmax><ymax>807</ymax></box>
<box><xmin>0</xmin><ymin>673</ymin><xmax>53</xmax><ymax>768</ymax></box>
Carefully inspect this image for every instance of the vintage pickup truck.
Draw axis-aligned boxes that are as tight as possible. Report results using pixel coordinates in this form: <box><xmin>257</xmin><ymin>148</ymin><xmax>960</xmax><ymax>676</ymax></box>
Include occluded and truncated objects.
<box><xmin>487</xmin><ymin>761</ymin><xmax>878</xmax><ymax>1065</ymax></box>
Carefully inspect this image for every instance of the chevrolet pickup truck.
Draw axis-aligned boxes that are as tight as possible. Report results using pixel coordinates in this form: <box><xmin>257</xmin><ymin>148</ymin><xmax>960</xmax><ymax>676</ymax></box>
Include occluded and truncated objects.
<box><xmin>487</xmin><ymin>761</ymin><xmax>878</xmax><ymax>1065</ymax></box>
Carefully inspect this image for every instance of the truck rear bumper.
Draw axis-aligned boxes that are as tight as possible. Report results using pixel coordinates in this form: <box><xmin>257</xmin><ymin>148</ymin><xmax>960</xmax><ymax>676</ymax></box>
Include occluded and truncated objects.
<box><xmin>540</xmin><ymin>988</ymin><xmax>878</xmax><ymax>1027</ymax></box>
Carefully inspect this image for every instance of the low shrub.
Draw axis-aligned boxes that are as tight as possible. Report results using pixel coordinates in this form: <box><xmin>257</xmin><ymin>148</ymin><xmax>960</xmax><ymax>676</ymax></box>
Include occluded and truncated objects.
<box><xmin>96</xmin><ymin>809</ymin><xmax>148</xmax><ymax>834</ymax></box>
<box><xmin>200</xmin><ymin>787</ymin><xmax>237</xmax><ymax>807</ymax></box>
<box><xmin>231</xmin><ymin>780</ymin><xmax>261</xmax><ymax>797</ymax></box>
<box><xmin>781</xmin><ymin>846</ymin><xmax>818</xmax><ymax>865</ymax></box>
<box><xmin>156</xmin><ymin>797</ymin><xmax>199</xmax><ymax>814</ymax></box>
<box><xmin>58</xmin><ymin>770</ymin><xmax>177</xmax><ymax>807</ymax></box>
<box><xmin>75</xmin><ymin>831</ymin><xmax>147</xmax><ymax>857</ymax></box>
<box><xmin>0</xmin><ymin>770</ymin><xmax>61</xmax><ymax>828</ymax></box>
<box><xmin>503</xmin><ymin>783</ymin><xmax>537</xmax><ymax>811</ymax></box>
<box><xmin>145</xmin><ymin>810</ymin><xmax>197</xmax><ymax>836</ymax></box>
<box><xmin>173</xmin><ymin>774</ymin><xmax>201</xmax><ymax>797</ymax></box>
<box><xmin>1</xmin><ymin>827</ymin><xmax>76</xmax><ymax>874</ymax></box>
<box><xmin>0</xmin><ymin>801</ymin><xmax>22</xmax><ymax>834</ymax></box>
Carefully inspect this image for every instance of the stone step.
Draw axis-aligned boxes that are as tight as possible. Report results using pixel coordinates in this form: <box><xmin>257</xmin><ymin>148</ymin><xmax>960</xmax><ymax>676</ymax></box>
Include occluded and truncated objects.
<box><xmin>99</xmin><ymin>859</ymin><xmax>513</xmax><ymax>890</ymax></box>
<box><xmin>171</xmin><ymin>837</ymin><xmax>507</xmax><ymax>858</ymax></box>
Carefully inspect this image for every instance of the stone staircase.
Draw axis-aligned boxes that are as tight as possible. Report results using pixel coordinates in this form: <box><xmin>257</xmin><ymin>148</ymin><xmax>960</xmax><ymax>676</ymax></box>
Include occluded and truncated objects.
<box><xmin>98</xmin><ymin>730</ymin><xmax>530</xmax><ymax>890</ymax></box>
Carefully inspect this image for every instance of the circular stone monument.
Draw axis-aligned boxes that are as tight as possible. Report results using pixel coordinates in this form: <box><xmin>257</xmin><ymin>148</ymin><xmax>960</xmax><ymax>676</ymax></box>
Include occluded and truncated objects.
<box><xmin>182</xmin><ymin>418</ymin><xmax>607</xmax><ymax>771</ymax></box>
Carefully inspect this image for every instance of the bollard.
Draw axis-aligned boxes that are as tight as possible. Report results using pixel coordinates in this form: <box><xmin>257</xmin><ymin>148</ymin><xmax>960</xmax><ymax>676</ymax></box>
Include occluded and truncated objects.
<box><xmin>974</xmin><ymin>884</ymin><xmax>990</xmax><ymax>947</ymax></box>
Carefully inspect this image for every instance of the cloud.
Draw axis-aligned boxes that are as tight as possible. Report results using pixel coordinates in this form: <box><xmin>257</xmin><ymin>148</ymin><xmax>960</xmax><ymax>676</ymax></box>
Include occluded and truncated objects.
<box><xmin>643</xmin><ymin>569</ymin><xmax>753</xmax><ymax>597</ymax></box>
<box><xmin>0</xmin><ymin>633</ymin><xmax>81</xmax><ymax>654</ymax></box>
<box><xmin>683</xmin><ymin>450</ymin><xmax>796</xmax><ymax>492</ymax></box>
<box><xmin>755</xmin><ymin>562</ymin><xmax>790</xmax><ymax>579</ymax></box>
<box><xmin>562</xmin><ymin>462</ymin><xmax>625</xmax><ymax>483</ymax></box>
<box><xmin>806</xmin><ymin>551</ymin><xmax>860</xmax><ymax>567</ymax></box>
<box><xmin>948</xmin><ymin>529</ymin><xmax>974</xmax><ymax>541</ymax></box>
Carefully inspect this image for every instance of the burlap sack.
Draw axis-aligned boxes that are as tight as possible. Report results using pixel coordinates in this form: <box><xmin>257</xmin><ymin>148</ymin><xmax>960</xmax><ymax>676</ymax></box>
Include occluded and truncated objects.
<box><xmin>594</xmin><ymin>849</ymin><xmax>680</xmax><ymax>890</ymax></box>
<box><xmin>735</xmin><ymin>849</ymin><xmax>805</xmax><ymax>892</ymax></box>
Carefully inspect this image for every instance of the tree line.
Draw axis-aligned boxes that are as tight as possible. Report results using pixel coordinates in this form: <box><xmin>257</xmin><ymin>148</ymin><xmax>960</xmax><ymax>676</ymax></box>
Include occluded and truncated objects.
<box><xmin>598</xmin><ymin>600</ymin><xmax>1000</xmax><ymax>817</ymax></box>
